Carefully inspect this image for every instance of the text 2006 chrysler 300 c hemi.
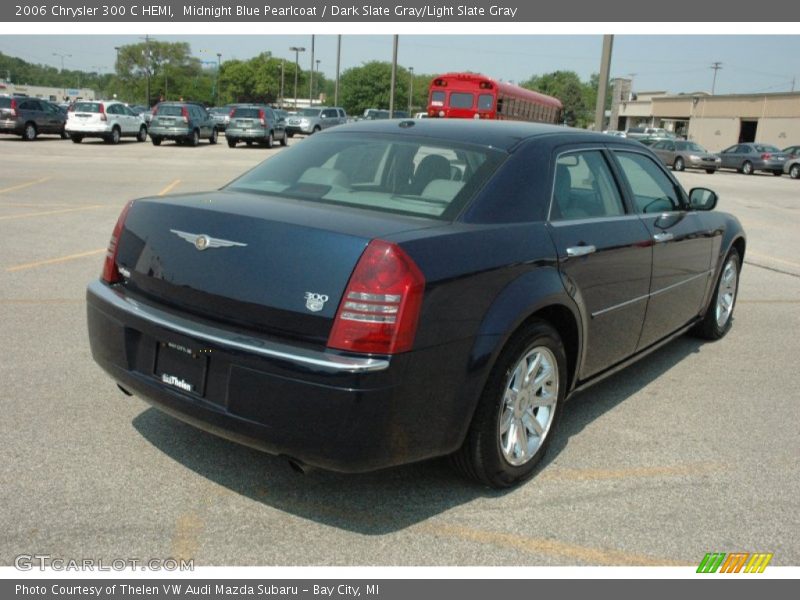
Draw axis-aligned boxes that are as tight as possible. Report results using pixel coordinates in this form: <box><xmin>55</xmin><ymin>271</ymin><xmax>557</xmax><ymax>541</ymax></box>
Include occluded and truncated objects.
<box><xmin>87</xmin><ymin>120</ymin><xmax>744</xmax><ymax>488</ymax></box>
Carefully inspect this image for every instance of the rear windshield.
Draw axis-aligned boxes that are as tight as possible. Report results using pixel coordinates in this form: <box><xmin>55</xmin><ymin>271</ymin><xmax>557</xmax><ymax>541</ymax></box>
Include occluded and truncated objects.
<box><xmin>299</xmin><ymin>108</ymin><xmax>321</xmax><ymax>117</ymax></box>
<box><xmin>225</xmin><ymin>132</ymin><xmax>506</xmax><ymax>219</ymax></box>
<box><xmin>755</xmin><ymin>144</ymin><xmax>780</xmax><ymax>153</ymax></box>
<box><xmin>232</xmin><ymin>107</ymin><xmax>262</xmax><ymax>118</ymax></box>
<box><xmin>156</xmin><ymin>105</ymin><xmax>185</xmax><ymax>116</ymax></box>
<box><xmin>73</xmin><ymin>101</ymin><xmax>102</xmax><ymax>113</ymax></box>
<box><xmin>0</xmin><ymin>97</ymin><xmax>13</xmax><ymax>108</ymax></box>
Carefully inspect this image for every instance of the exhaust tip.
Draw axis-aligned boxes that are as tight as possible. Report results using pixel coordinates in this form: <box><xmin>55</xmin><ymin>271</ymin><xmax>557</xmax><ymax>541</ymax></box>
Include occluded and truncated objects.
<box><xmin>117</xmin><ymin>383</ymin><xmax>133</xmax><ymax>397</ymax></box>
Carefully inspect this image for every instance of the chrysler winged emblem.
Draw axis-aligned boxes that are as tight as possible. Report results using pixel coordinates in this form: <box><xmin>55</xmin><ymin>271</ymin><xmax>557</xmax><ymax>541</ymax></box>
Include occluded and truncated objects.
<box><xmin>170</xmin><ymin>229</ymin><xmax>247</xmax><ymax>251</ymax></box>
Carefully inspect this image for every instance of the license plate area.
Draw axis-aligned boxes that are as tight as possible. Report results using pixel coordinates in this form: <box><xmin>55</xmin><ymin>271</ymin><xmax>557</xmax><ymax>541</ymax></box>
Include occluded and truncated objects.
<box><xmin>154</xmin><ymin>340</ymin><xmax>208</xmax><ymax>396</ymax></box>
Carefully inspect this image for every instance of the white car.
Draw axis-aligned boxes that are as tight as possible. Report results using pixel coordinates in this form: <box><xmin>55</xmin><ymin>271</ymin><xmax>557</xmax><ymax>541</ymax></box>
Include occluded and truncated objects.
<box><xmin>66</xmin><ymin>100</ymin><xmax>147</xmax><ymax>144</ymax></box>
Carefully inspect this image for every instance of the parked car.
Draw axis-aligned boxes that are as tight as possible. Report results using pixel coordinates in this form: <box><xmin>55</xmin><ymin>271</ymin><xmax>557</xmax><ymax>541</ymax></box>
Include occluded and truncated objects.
<box><xmin>625</xmin><ymin>126</ymin><xmax>670</xmax><ymax>140</ymax></box>
<box><xmin>128</xmin><ymin>104</ymin><xmax>152</xmax><ymax>125</ymax></box>
<box><xmin>225</xmin><ymin>104</ymin><xmax>287</xmax><ymax>148</ymax></box>
<box><xmin>209</xmin><ymin>105</ymin><xmax>234</xmax><ymax>131</ymax></box>
<box><xmin>414</xmin><ymin>112</ymin><xmax>429</xmax><ymax>119</ymax></box>
<box><xmin>363</xmin><ymin>108</ymin><xmax>390</xmax><ymax>120</ymax></box>
<box><xmin>636</xmin><ymin>136</ymin><xmax>668</xmax><ymax>147</ymax></box>
<box><xmin>602</xmin><ymin>130</ymin><xmax>626</xmax><ymax>137</ymax></box>
<box><xmin>651</xmin><ymin>139</ymin><xmax>721</xmax><ymax>173</ymax></box>
<box><xmin>0</xmin><ymin>96</ymin><xmax>67</xmax><ymax>140</ymax></box>
<box><xmin>782</xmin><ymin>145</ymin><xmax>800</xmax><ymax>159</ymax></box>
<box><xmin>66</xmin><ymin>100</ymin><xmax>147</xmax><ymax>144</ymax></box>
<box><xmin>86</xmin><ymin>120</ymin><xmax>745</xmax><ymax>488</ymax></box>
<box><xmin>284</xmin><ymin>106</ymin><xmax>347</xmax><ymax>136</ymax></box>
<box><xmin>149</xmin><ymin>102</ymin><xmax>218</xmax><ymax>146</ymax></box>
<box><xmin>783</xmin><ymin>156</ymin><xmax>800</xmax><ymax>179</ymax></box>
<box><xmin>718</xmin><ymin>143</ymin><xmax>788</xmax><ymax>175</ymax></box>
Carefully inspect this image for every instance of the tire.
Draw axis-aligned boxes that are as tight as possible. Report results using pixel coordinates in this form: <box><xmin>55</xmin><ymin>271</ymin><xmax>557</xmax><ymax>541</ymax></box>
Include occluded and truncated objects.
<box><xmin>227</xmin><ymin>138</ymin><xmax>237</xmax><ymax>148</ymax></box>
<box><xmin>136</xmin><ymin>126</ymin><xmax>147</xmax><ymax>142</ymax></box>
<box><xmin>189</xmin><ymin>130</ymin><xmax>200</xmax><ymax>147</ymax></box>
<box><xmin>451</xmin><ymin>320</ymin><xmax>567</xmax><ymax>488</ymax></box>
<box><xmin>151</xmin><ymin>136</ymin><xmax>162</xmax><ymax>146</ymax></box>
<box><xmin>209</xmin><ymin>128</ymin><xmax>218</xmax><ymax>144</ymax></box>
<box><xmin>312</xmin><ymin>126</ymin><xmax>321</xmax><ymax>134</ymax></box>
<box><xmin>790</xmin><ymin>164</ymin><xmax>800</xmax><ymax>179</ymax></box>
<box><xmin>265</xmin><ymin>131</ymin><xmax>273</xmax><ymax>148</ymax></box>
<box><xmin>60</xmin><ymin>129</ymin><xmax>69</xmax><ymax>139</ymax></box>
<box><xmin>705</xmin><ymin>169</ymin><xmax>716</xmax><ymax>174</ymax></box>
<box><xmin>23</xmin><ymin>122</ymin><xmax>37</xmax><ymax>141</ymax></box>
<box><xmin>673</xmin><ymin>157</ymin><xmax>685</xmax><ymax>172</ymax></box>
<box><xmin>742</xmin><ymin>161</ymin><xmax>754</xmax><ymax>175</ymax></box>
<box><xmin>772</xmin><ymin>170</ymin><xmax>782</xmax><ymax>176</ymax></box>
<box><xmin>106</xmin><ymin>127</ymin><xmax>120</xmax><ymax>145</ymax></box>
<box><xmin>693</xmin><ymin>249</ymin><xmax>741</xmax><ymax>341</ymax></box>
<box><xmin>279</xmin><ymin>132</ymin><xmax>287</xmax><ymax>146</ymax></box>
<box><xmin>70</xmin><ymin>135</ymin><xmax>83</xmax><ymax>144</ymax></box>
<box><xmin>245</xmin><ymin>140</ymin><xmax>253</xmax><ymax>147</ymax></box>
<box><xmin>287</xmin><ymin>131</ymin><xmax>294</xmax><ymax>138</ymax></box>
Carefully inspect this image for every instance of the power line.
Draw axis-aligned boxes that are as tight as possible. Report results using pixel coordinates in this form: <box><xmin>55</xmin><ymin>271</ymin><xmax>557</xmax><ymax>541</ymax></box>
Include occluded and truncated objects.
<box><xmin>710</xmin><ymin>61</ymin><xmax>722</xmax><ymax>94</ymax></box>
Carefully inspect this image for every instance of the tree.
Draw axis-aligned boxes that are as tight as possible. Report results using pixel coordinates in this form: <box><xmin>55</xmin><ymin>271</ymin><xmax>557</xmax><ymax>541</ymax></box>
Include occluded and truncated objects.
<box><xmin>521</xmin><ymin>70</ymin><xmax>591</xmax><ymax>127</ymax></box>
<box><xmin>339</xmin><ymin>61</ymin><xmax>412</xmax><ymax>116</ymax></box>
<box><xmin>219</xmin><ymin>53</ymin><xmax>302</xmax><ymax>105</ymax></box>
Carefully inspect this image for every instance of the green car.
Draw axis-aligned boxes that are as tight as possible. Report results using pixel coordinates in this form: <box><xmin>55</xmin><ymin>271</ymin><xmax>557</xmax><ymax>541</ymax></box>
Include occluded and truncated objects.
<box><xmin>149</xmin><ymin>102</ymin><xmax>218</xmax><ymax>146</ymax></box>
<box><xmin>226</xmin><ymin>105</ymin><xmax>287</xmax><ymax>148</ymax></box>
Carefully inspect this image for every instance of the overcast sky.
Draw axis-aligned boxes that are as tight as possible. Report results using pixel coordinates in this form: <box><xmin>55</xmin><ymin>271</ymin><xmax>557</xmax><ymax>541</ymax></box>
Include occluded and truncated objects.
<box><xmin>2</xmin><ymin>35</ymin><xmax>798</xmax><ymax>95</ymax></box>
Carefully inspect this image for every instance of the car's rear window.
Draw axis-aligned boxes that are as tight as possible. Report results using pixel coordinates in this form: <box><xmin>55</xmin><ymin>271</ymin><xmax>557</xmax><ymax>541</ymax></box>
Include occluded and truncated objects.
<box><xmin>755</xmin><ymin>144</ymin><xmax>780</xmax><ymax>153</ymax></box>
<box><xmin>0</xmin><ymin>97</ymin><xmax>12</xmax><ymax>108</ymax></box>
<box><xmin>232</xmin><ymin>107</ymin><xmax>261</xmax><ymax>118</ymax></box>
<box><xmin>299</xmin><ymin>108</ymin><xmax>321</xmax><ymax>117</ymax></box>
<box><xmin>73</xmin><ymin>102</ymin><xmax>102</xmax><ymax>113</ymax></box>
<box><xmin>157</xmin><ymin>105</ymin><xmax>185</xmax><ymax>116</ymax></box>
<box><xmin>226</xmin><ymin>132</ymin><xmax>506</xmax><ymax>219</ymax></box>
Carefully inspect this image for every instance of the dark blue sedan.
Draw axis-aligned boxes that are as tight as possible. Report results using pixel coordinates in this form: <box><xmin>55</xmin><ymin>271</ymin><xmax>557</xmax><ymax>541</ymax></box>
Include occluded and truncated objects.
<box><xmin>86</xmin><ymin>120</ymin><xmax>745</xmax><ymax>488</ymax></box>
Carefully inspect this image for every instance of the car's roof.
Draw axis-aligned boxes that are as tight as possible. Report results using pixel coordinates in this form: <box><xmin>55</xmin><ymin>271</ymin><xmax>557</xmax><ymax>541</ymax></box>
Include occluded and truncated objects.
<box><xmin>325</xmin><ymin>119</ymin><xmax>637</xmax><ymax>152</ymax></box>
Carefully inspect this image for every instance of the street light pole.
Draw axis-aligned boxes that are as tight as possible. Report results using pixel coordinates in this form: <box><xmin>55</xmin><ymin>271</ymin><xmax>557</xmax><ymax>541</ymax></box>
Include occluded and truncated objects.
<box><xmin>334</xmin><ymin>35</ymin><xmax>341</xmax><ymax>106</ymax></box>
<box><xmin>113</xmin><ymin>46</ymin><xmax>120</xmax><ymax>73</ymax></box>
<box><xmin>290</xmin><ymin>46</ymin><xmax>305</xmax><ymax>109</ymax></box>
<box><xmin>408</xmin><ymin>66</ymin><xmax>414</xmax><ymax>115</ymax></box>
<box><xmin>315</xmin><ymin>59</ymin><xmax>321</xmax><ymax>100</ymax></box>
<box><xmin>389</xmin><ymin>35</ymin><xmax>398</xmax><ymax>117</ymax></box>
<box><xmin>309</xmin><ymin>35</ymin><xmax>315</xmax><ymax>107</ymax></box>
<box><xmin>52</xmin><ymin>52</ymin><xmax>71</xmax><ymax>72</ymax></box>
<box><xmin>216</xmin><ymin>52</ymin><xmax>222</xmax><ymax>106</ymax></box>
<box><xmin>280</xmin><ymin>60</ymin><xmax>285</xmax><ymax>108</ymax></box>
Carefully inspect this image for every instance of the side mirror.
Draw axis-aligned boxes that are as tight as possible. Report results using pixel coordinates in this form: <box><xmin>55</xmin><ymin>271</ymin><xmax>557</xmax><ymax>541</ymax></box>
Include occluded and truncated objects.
<box><xmin>689</xmin><ymin>187</ymin><xmax>718</xmax><ymax>211</ymax></box>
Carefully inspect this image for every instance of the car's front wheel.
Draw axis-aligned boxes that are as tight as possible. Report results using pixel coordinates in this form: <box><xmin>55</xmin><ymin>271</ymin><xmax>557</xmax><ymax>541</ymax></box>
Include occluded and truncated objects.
<box><xmin>137</xmin><ymin>126</ymin><xmax>147</xmax><ymax>142</ymax></box>
<box><xmin>705</xmin><ymin>169</ymin><xmax>716</xmax><ymax>174</ymax></box>
<box><xmin>772</xmin><ymin>170</ymin><xmax>782</xmax><ymax>176</ymax></box>
<box><xmin>693</xmin><ymin>249</ymin><xmax>741</xmax><ymax>340</ymax></box>
<box><xmin>209</xmin><ymin>128</ymin><xmax>218</xmax><ymax>144</ymax></box>
<box><xmin>151</xmin><ymin>136</ymin><xmax>162</xmax><ymax>146</ymax></box>
<box><xmin>227</xmin><ymin>137</ymin><xmax>237</xmax><ymax>148</ymax></box>
<box><xmin>790</xmin><ymin>164</ymin><xmax>800</xmax><ymax>179</ymax></box>
<box><xmin>70</xmin><ymin>135</ymin><xmax>83</xmax><ymax>144</ymax></box>
<box><xmin>674</xmin><ymin>157</ymin><xmax>685</xmax><ymax>171</ymax></box>
<box><xmin>742</xmin><ymin>161</ymin><xmax>754</xmax><ymax>175</ymax></box>
<box><xmin>452</xmin><ymin>320</ymin><xmax>566</xmax><ymax>488</ymax></box>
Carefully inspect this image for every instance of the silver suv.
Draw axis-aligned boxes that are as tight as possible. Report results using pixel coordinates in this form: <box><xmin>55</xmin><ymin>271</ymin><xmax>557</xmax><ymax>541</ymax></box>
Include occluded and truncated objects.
<box><xmin>285</xmin><ymin>106</ymin><xmax>347</xmax><ymax>137</ymax></box>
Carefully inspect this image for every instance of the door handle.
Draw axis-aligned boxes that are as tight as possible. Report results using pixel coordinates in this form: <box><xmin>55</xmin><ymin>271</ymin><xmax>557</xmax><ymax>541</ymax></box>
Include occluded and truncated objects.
<box><xmin>653</xmin><ymin>232</ymin><xmax>674</xmax><ymax>243</ymax></box>
<box><xmin>566</xmin><ymin>245</ymin><xmax>597</xmax><ymax>257</ymax></box>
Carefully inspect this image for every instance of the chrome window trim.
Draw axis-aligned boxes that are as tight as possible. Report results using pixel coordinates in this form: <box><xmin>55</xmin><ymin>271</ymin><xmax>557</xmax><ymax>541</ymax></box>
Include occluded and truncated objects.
<box><xmin>87</xmin><ymin>280</ymin><xmax>390</xmax><ymax>374</ymax></box>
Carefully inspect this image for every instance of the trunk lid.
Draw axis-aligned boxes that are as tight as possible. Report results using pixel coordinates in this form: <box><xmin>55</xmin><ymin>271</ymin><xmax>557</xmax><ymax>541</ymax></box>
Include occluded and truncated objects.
<box><xmin>116</xmin><ymin>191</ymin><xmax>437</xmax><ymax>343</ymax></box>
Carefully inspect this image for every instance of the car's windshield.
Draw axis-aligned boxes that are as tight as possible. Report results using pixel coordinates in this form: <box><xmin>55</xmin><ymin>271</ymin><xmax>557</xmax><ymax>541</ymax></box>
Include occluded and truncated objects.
<box><xmin>225</xmin><ymin>133</ymin><xmax>506</xmax><ymax>219</ymax></box>
<box><xmin>299</xmin><ymin>108</ymin><xmax>321</xmax><ymax>117</ymax></box>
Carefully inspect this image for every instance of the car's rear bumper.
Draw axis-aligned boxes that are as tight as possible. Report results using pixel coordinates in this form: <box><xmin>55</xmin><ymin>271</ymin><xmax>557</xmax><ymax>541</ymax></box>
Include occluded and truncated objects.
<box><xmin>0</xmin><ymin>118</ymin><xmax>23</xmax><ymax>133</ymax></box>
<box><xmin>149</xmin><ymin>126</ymin><xmax>193</xmax><ymax>139</ymax></box>
<box><xmin>285</xmin><ymin>125</ymin><xmax>312</xmax><ymax>134</ymax></box>
<box><xmin>226</xmin><ymin>127</ymin><xmax>269</xmax><ymax>140</ymax></box>
<box><xmin>86</xmin><ymin>280</ymin><xmax>473</xmax><ymax>472</ymax></box>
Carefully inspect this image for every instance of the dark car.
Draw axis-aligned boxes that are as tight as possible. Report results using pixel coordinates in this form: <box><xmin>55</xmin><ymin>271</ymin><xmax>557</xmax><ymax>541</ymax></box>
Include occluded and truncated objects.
<box><xmin>148</xmin><ymin>102</ymin><xmax>218</xmax><ymax>146</ymax></box>
<box><xmin>86</xmin><ymin>121</ymin><xmax>745</xmax><ymax>488</ymax></box>
<box><xmin>225</xmin><ymin>104</ymin><xmax>287</xmax><ymax>148</ymax></box>
<box><xmin>718</xmin><ymin>143</ymin><xmax>788</xmax><ymax>175</ymax></box>
<box><xmin>0</xmin><ymin>96</ymin><xmax>67</xmax><ymax>140</ymax></box>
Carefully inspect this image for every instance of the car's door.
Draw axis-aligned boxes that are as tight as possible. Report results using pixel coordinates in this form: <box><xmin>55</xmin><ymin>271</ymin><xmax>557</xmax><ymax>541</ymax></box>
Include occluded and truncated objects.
<box><xmin>610</xmin><ymin>149</ymin><xmax>716</xmax><ymax>350</ymax></box>
<box><xmin>199</xmin><ymin>107</ymin><xmax>213</xmax><ymax>137</ymax></box>
<box><xmin>651</xmin><ymin>140</ymin><xmax>675</xmax><ymax>166</ymax></box>
<box><xmin>42</xmin><ymin>101</ymin><xmax>63</xmax><ymax>133</ymax></box>
<box><xmin>546</xmin><ymin>147</ymin><xmax>653</xmax><ymax>379</ymax></box>
<box><xmin>266</xmin><ymin>107</ymin><xmax>283</xmax><ymax>138</ymax></box>
<box><xmin>123</xmin><ymin>104</ymin><xmax>140</xmax><ymax>133</ymax></box>
<box><xmin>719</xmin><ymin>144</ymin><xmax>744</xmax><ymax>169</ymax></box>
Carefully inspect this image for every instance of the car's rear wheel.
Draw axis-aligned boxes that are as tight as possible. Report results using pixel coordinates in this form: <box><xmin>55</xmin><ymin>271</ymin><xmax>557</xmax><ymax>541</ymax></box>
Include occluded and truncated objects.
<box><xmin>106</xmin><ymin>127</ymin><xmax>121</xmax><ymax>145</ymax></box>
<box><xmin>70</xmin><ymin>135</ymin><xmax>83</xmax><ymax>144</ymax></box>
<box><xmin>287</xmin><ymin>131</ymin><xmax>294</xmax><ymax>138</ymax></box>
<box><xmin>705</xmin><ymin>169</ymin><xmax>716</xmax><ymax>174</ymax></box>
<box><xmin>452</xmin><ymin>320</ymin><xmax>566</xmax><ymax>488</ymax></box>
<box><xmin>279</xmin><ymin>132</ymin><xmax>287</xmax><ymax>146</ymax></box>
<box><xmin>190</xmin><ymin>130</ymin><xmax>200</xmax><ymax>147</ymax></box>
<box><xmin>136</xmin><ymin>126</ymin><xmax>147</xmax><ymax>142</ymax></box>
<box><xmin>23</xmin><ymin>122</ymin><xmax>37</xmax><ymax>141</ymax></box>
<box><xmin>227</xmin><ymin>137</ymin><xmax>237</xmax><ymax>148</ymax></box>
<box><xmin>673</xmin><ymin>157</ymin><xmax>685</xmax><ymax>171</ymax></box>
<box><xmin>790</xmin><ymin>164</ymin><xmax>800</xmax><ymax>179</ymax></box>
<box><xmin>151</xmin><ymin>136</ymin><xmax>162</xmax><ymax>146</ymax></box>
<box><xmin>693</xmin><ymin>249</ymin><xmax>740</xmax><ymax>340</ymax></box>
<box><xmin>245</xmin><ymin>140</ymin><xmax>253</xmax><ymax>146</ymax></box>
<box><xmin>60</xmin><ymin>129</ymin><xmax>69</xmax><ymax>139</ymax></box>
<box><xmin>772</xmin><ymin>170</ymin><xmax>782</xmax><ymax>176</ymax></box>
<box><xmin>312</xmin><ymin>126</ymin><xmax>321</xmax><ymax>134</ymax></box>
<box><xmin>209</xmin><ymin>128</ymin><xmax>218</xmax><ymax>144</ymax></box>
<box><xmin>742</xmin><ymin>161</ymin><xmax>754</xmax><ymax>175</ymax></box>
<box><xmin>265</xmin><ymin>131</ymin><xmax>273</xmax><ymax>148</ymax></box>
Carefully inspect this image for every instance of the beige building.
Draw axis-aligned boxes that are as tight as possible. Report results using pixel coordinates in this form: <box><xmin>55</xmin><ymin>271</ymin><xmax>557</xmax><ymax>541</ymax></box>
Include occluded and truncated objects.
<box><xmin>0</xmin><ymin>82</ymin><xmax>95</xmax><ymax>102</ymax></box>
<box><xmin>610</xmin><ymin>78</ymin><xmax>800</xmax><ymax>152</ymax></box>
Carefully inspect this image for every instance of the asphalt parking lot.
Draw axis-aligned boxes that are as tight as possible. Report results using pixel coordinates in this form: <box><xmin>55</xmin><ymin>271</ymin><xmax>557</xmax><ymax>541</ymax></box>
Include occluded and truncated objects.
<box><xmin>1</xmin><ymin>133</ymin><xmax>798</xmax><ymax>567</ymax></box>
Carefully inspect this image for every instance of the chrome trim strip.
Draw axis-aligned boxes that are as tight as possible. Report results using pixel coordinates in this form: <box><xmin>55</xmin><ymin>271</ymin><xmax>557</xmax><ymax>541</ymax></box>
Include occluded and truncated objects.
<box><xmin>591</xmin><ymin>270</ymin><xmax>713</xmax><ymax>318</ymax></box>
<box><xmin>87</xmin><ymin>280</ymin><xmax>390</xmax><ymax>374</ymax></box>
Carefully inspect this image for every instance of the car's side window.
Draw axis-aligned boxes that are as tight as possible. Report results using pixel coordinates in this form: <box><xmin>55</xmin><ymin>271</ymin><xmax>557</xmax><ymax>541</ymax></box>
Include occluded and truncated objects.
<box><xmin>550</xmin><ymin>151</ymin><xmax>625</xmax><ymax>221</ymax></box>
<box><xmin>614</xmin><ymin>151</ymin><xmax>682</xmax><ymax>214</ymax></box>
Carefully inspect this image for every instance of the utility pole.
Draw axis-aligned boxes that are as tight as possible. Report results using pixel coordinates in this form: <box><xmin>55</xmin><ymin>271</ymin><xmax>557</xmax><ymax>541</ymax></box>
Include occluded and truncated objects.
<box><xmin>215</xmin><ymin>52</ymin><xmax>222</xmax><ymax>106</ymax></box>
<box><xmin>334</xmin><ymin>35</ymin><xmax>341</xmax><ymax>107</ymax></box>
<box><xmin>290</xmin><ymin>46</ymin><xmax>305</xmax><ymax>109</ymax></box>
<box><xmin>389</xmin><ymin>35</ymin><xmax>398</xmax><ymax>117</ymax></box>
<box><xmin>279</xmin><ymin>60</ymin><xmax>285</xmax><ymax>108</ymax></box>
<box><xmin>315</xmin><ymin>59</ymin><xmax>321</xmax><ymax>99</ymax></box>
<box><xmin>710</xmin><ymin>62</ymin><xmax>722</xmax><ymax>95</ymax></box>
<box><xmin>593</xmin><ymin>35</ymin><xmax>613</xmax><ymax>131</ymax></box>
<box><xmin>140</xmin><ymin>34</ymin><xmax>153</xmax><ymax>106</ymax></box>
<box><xmin>408</xmin><ymin>66</ymin><xmax>414</xmax><ymax>115</ymax></box>
<box><xmin>309</xmin><ymin>35</ymin><xmax>315</xmax><ymax>107</ymax></box>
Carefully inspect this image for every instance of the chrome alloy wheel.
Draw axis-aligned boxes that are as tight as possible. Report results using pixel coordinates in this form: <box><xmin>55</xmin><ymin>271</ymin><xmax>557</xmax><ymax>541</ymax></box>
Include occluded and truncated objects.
<box><xmin>715</xmin><ymin>256</ymin><xmax>738</xmax><ymax>328</ymax></box>
<box><xmin>498</xmin><ymin>346</ymin><xmax>559</xmax><ymax>466</ymax></box>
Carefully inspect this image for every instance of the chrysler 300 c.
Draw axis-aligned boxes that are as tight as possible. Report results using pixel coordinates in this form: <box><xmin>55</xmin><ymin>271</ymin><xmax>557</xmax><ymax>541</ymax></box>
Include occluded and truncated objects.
<box><xmin>86</xmin><ymin>120</ymin><xmax>745</xmax><ymax>488</ymax></box>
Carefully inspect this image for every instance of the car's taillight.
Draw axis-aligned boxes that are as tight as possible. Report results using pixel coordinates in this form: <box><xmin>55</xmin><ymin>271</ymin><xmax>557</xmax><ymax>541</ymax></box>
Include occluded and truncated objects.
<box><xmin>98</xmin><ymin>102</ymin><xmax>107</xmax><ymax>121</ymax></box>
<box><xmin>327</xmin><ymin>240</ymin><xmax>425</xmax><ymax>355</ymax></box>
<box><xmin>181</xmin><ymin>106</ymin><xmax>189</xmax><ymax>123</ymax></box>
<box><xmin>761</xmin><ymin>153</ymin><xmax>772</xmax><ymax>160</ymax></box>
<box><xmin>229</xmin><ymin>108</ymin><xmax>236</xmax><ymax>118</ymax></box>
<box><xmin>258</xmin><ymin>108</ymin><xmax>266</xmax><ymax>125</ymax></box>
<box><xmin>102</xmin><ymin>200</ymin><xmax>134</xmax><ymax>284</ymax></box>
<box><xmin>9</xmin><ymin>98</ymin><xmax>17</xmax><ymax>117</ymax></box>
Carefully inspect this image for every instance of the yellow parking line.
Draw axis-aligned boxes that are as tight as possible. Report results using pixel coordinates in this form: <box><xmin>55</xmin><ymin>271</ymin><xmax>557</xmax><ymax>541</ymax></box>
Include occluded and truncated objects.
<box><xmin>0</xmin><ymin>176</ymin><xmax>52</xmax><ymax>195</ymax></box>
<box><xmin>159</xmin><ymin>179</ymin><xmax>181</xmax><ymax>196</ymax></box>
<box><xmin>419</xmin><ymin>523</ymin><xmax>686</xmax><ymax>566</ymax></box>
<box><xmin>0</xmin><ymin>205</ymin><xmax>103</xmax><ymax>221</ymax></box>
<box><xmin>6</xmin><ymin>248</ymin><xmax>105</xmax><ymax>272</ymax></box>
